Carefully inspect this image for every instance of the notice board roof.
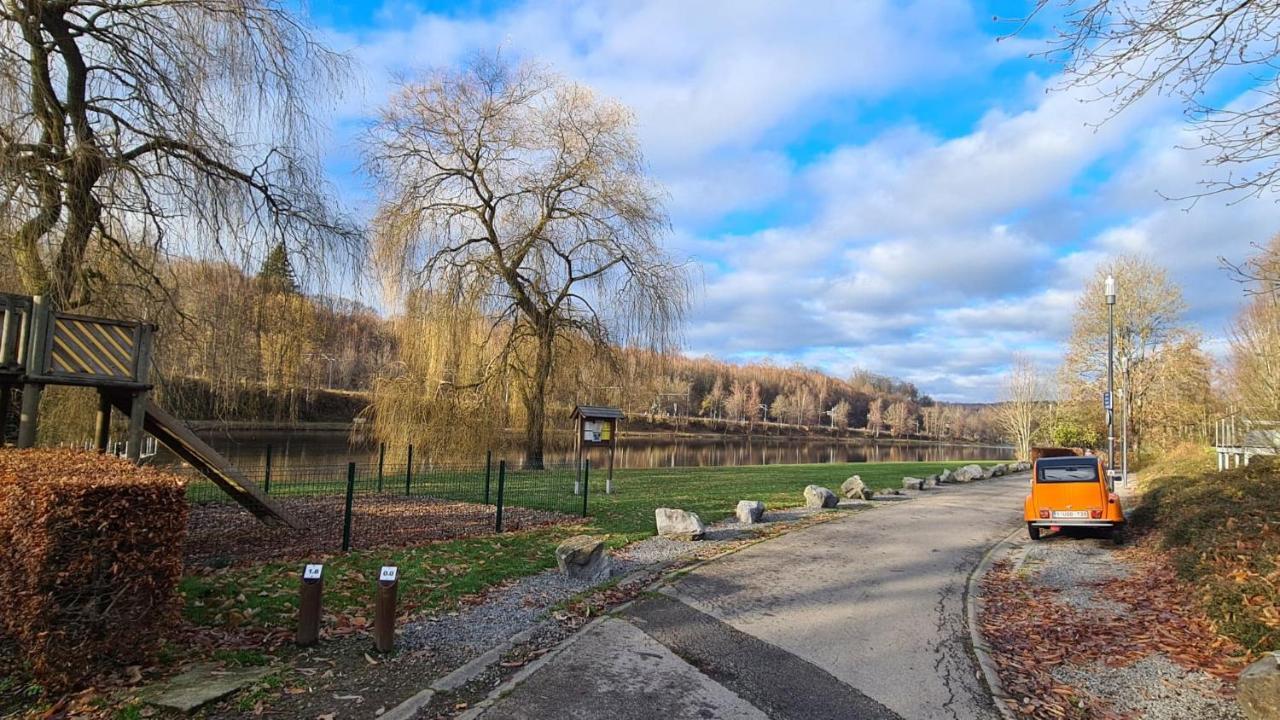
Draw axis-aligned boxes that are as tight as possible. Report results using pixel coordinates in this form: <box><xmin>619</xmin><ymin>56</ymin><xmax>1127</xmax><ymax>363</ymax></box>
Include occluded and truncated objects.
<box><xmin>571</xmin><ymin>405</ymin><xmax>624</xmax><ymax>420</ymax></box>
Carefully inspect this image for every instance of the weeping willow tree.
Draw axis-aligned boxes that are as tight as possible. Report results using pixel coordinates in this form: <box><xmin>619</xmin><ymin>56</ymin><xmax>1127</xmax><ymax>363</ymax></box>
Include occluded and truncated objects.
<box><xmin>363</xmin><ymin>55</ymin><xmax>691</xmax><ymax>467</ymax></box>
<box><xmin>359</xmin><ymin>280</ymin><xmax>512</xmax><ymax>462</ymax></box>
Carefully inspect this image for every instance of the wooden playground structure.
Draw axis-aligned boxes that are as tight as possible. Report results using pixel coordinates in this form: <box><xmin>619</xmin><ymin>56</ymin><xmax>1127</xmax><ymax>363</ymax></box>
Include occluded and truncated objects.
<box><xmin>0</xmin><ymin>293</ymin><xmax>294</xmax><ymax>526</ymax></box>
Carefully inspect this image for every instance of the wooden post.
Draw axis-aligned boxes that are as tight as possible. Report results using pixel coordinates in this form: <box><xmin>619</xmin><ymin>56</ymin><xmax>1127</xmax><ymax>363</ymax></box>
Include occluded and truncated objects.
<box><xmin>373</xmin><ymin>567</ymin><xmax>398</xmax><ymax>654</ymax></box>
<box><xmin>126</xmin><ymin>325</ymin><xmax>152</xmax><ymax>462</ymax></box>
<box><xmin>94</xmin><ymin>390</ymin><xmax>111</xmax><ymax>453</ymax></box>
<box><xmin>17</xmin><ymin>295</ymin><xmax>48</xmax><ymax>448</ymax></box>
<box><xmin>608</xmin><ymin>438</ymin><xmax>616</xmax><ymax>495</ymax></box>
<box><xmin>297</xmin><ymin>564</ymin><xmax>323</xmax><ymax>647</ymax></box>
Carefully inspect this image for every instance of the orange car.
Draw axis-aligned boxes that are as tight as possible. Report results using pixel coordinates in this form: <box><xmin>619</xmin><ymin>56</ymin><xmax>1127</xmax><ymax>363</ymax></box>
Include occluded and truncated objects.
<box><xmin>1024</xmin><ymin>455</ymin><xmax>1125</xmax><ymax>544</ymax></box>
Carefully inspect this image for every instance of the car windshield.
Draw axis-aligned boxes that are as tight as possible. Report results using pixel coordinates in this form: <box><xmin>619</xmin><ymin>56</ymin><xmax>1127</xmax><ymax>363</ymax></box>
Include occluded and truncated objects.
<box><xmin>1037</xmin><ymin>464</ymin><xmax>1098</xmax><ymax>483</ymax></box>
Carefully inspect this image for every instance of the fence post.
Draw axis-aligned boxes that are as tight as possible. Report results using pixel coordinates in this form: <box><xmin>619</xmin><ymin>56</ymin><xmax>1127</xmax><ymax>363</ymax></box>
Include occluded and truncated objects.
<box><xmin>377</xmin><ymin>442</ymin><xmax>385</xmax><ymax>493</ymax></box>
<box><xmin>264</xmin><ymin>444</ymin><xmax>273</xmax><ymax>495</ymax></box>
<box><xmin>582</xmin><ymin>459</ymin><xmax>590</xmax><ymax>518</ymax></box>
<box><xmin>405</xmin><ymin>444</ymin><xmax>413</xmax><ymax>496</ymax></box>
<box><xmin>484</xmin><ymin>450</ymin><xmax>492</xmax><ymax>505</ymax></box>
<box><xmin>495</xmin><ymin>460</ymin><xmax>506</xmax><ymax>533</ymax></box>
<box><xmin>342</xmin><ymin>462</ymin><xmax>356</xmax><ymax>552</ymax></box>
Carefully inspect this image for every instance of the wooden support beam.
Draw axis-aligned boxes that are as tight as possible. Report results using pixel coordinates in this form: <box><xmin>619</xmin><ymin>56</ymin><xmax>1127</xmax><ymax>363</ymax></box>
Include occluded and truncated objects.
<box><xmin>94</xmin><ymin>390</ymin><xmax>111</xmax><ymax>453</ymax></box>
<box><xmin>126</xmin><ymin>325</ymin><xmax>152</xmax><ymax>463</ymax></box>
<box><xmin>17</xmin><ymin>296</ymin><xmax>49</xmax><ymax>448</ymax></box>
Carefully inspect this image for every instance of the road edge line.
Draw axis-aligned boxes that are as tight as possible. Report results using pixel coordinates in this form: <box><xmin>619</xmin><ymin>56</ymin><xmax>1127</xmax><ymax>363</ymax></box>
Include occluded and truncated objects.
<box><xmin>964</xmin><ymin>525</ymin><xmax>1023</xmax><ymax>720</ymax></box>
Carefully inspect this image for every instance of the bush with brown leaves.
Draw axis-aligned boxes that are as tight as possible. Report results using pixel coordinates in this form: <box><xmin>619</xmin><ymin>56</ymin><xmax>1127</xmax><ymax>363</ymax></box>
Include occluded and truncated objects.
<box><xmin>0</xmin><ymin>449</ymin><xmax>187</xmax><ymax>691</ymax></box>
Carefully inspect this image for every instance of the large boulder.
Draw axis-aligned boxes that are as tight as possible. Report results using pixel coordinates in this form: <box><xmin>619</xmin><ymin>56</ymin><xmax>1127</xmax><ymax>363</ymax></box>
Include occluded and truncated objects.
<box><xmin>840</xmin><ymin>475</ymin><xmax>874</xmax><ymax>500</ymax></box>
<box><xmin>804</xmin><ymin>485</ymin><xmax>839</xmax><ymax>509</ymax></box>
<box><xmin>937</xmin><ymin>468</ymin><xmax>954</xmax><ymax>484</ymax></box>
<box><xmin>902</xmin><ymin>477</ymin><xmax>925</xmax><ymax>491</ymax></box>
<box><xmin>953</xmin><ymin>464</ymin><xmax>984</xmax><ymax>483</ymax></box>
<box><xmin>1240</xmin><ymin>652</ymin><xmax>1280</xmax><ymax>720</ymax></box>
<box><xmin>923</xmin><ymin>474</ymin><xmax>939</xmax><ymax>489</ymax></box>
<box><xmin>555</xmin><ymin>535</ymin><xmax>611</xmax><ymax>580</ymax></box>
<box><xmin>655</xmin><ymin>508</ymin><xmax>706</xmax><ymax>540</ymax></box>
<box><xmin>736</xmin><ymin>500</ymin><xmax>765</xmax><ymax>524</ymax></box>
<box><xmin>991</xmin><ymin>463</ymin><xmax>1008</xmax><ymax>477</ymax></box>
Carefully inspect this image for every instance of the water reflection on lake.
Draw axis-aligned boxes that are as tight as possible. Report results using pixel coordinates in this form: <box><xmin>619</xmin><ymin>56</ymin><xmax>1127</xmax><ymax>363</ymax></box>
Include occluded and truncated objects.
<box><xmin>160</xmin><ymin>429</ymin><xmax>1013</xmax><ymax>472</ymax></box>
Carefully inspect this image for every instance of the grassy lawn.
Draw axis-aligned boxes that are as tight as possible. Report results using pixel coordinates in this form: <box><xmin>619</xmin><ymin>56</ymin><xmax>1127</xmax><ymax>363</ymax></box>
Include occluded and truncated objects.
<box><xmin>180</xmin><ymin>459</ymin><xmax>1000</xmax><ymax>635</ymax></box>
<box><xmin>595</xmin><ymin>460</ymin><xmax>998</xmax><ymax>540</ymax></box>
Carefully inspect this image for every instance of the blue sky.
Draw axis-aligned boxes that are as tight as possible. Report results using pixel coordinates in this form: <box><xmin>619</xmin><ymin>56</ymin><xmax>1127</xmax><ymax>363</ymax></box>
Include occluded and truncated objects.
<box><xmin>303</xmin><ymin>0</ymin><xmax>1274</xmax><ymax>401</ymax></box>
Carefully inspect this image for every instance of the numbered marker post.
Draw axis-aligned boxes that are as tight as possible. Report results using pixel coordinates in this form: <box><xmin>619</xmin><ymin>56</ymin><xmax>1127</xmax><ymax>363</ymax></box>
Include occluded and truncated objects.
<box><xmin>297</xmin><ymin>563</ymin><xmax>324</xmax><ymax>647</ymax></box>
<box><xmin>374</xmin><ymin>565</ymin><xmax>398</xmax><ymax>653</ymax></box>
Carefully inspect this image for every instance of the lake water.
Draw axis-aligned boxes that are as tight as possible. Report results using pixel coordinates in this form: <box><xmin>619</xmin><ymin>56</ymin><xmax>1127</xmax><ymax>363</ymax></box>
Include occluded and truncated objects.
<box><xmin>156</xmin><ymin>429</ymin><xmax>1013</xmax><ymax>473</ymax></box>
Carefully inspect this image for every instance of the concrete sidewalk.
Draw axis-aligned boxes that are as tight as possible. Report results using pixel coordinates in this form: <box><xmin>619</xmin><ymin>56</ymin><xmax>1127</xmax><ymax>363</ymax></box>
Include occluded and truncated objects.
<box><xmin>473</xmin><ymin>475</ymin><xmax>1027</xmax><ymax>720</ymax></box>
<box><xmin>475</xmin><ymin>616</ymin><xmax>769</xmax><ymax>720</ymax></box>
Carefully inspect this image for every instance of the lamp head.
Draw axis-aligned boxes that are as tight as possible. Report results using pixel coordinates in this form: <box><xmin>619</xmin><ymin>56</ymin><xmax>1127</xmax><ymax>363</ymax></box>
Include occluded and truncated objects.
<box><xmin>1104</xmin><ymin>275</ymin><xmax>1116</xmax><ymax>305</ymax></box>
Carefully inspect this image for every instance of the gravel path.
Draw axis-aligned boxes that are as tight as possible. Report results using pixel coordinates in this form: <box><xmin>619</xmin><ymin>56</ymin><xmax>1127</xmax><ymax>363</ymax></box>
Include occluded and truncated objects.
<box><xmin>402</xmin><ymin>503</ymin><xmax>835</xmax><ymax>663</ymax></box>
<box><xmin>1052</xmin><ymin>655</ymin><xmax>1243</xmax><ymax>720</ymax></box>
<box><xmin>985</xmin><ymin>531</ymin><xmax>1246</xmax><ymax>720</ymax></box>
<box><xmin>1019</xmin><ymin>541</ymin><xmax>1129</xmax><ymax>613</ymax></box>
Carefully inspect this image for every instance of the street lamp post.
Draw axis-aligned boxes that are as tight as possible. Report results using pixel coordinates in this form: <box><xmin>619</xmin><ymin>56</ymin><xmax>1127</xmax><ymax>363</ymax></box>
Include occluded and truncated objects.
<box><xmin>1105</xmin><ymin>275</ymin><xmax>1117</xmax><ymax>486</ymax></box>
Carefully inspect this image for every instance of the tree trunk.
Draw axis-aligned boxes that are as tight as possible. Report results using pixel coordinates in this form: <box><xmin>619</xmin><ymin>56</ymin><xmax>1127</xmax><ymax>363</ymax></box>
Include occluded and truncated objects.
<box><xmin>522</xmin><ymin>327</ymin><xmax>555</xmax><ymax>469</ymax></box>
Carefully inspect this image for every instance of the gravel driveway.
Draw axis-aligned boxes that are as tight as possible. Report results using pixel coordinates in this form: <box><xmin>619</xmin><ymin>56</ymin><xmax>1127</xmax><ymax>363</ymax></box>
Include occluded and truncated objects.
<box><xmin>979</xmin><ymin>529</ymin><xmax>1245</xmax><ymax>720</ymax></box>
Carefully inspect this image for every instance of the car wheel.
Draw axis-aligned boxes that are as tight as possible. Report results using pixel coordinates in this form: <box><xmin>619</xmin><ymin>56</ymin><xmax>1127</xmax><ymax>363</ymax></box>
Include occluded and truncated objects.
<box><xmin>1028</xmin><ymin>523</ymin><xmax>1041</xmax><ymax>541</ymax></box>
<box><xmin>1110</xmin><ymin>525</ymin><xmax>1124</xmax><ymax>546</ymax></box>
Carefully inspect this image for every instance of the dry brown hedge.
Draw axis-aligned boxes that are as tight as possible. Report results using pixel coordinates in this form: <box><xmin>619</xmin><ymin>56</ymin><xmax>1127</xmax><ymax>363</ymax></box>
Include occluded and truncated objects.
<box><xmin>0</xmin><ymin>449</ymin><xmax>187</xmax><ymax>691</ymax></box>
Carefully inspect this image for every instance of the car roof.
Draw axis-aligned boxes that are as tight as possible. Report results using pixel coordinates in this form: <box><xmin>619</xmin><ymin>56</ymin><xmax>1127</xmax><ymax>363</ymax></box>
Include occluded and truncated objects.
<box><xmin>1037</xmin><ymin>455</ymin><xmax>1097</xmax><ymax>467</ymax></box>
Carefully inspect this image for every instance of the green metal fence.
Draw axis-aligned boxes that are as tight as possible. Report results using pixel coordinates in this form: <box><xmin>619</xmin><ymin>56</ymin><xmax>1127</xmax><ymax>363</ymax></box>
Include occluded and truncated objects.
<box><xmin>176</xmin><ymin>451</ymin><xmax>590</xmax><ymax>563</ymax></box>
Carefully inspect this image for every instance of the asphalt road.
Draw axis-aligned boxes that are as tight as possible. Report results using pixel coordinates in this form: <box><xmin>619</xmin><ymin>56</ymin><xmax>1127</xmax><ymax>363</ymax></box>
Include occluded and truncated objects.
<box><xmin>476</xmin><ymin>474</ymin><xmax>1028</xmax><ymax>720</ymax></box>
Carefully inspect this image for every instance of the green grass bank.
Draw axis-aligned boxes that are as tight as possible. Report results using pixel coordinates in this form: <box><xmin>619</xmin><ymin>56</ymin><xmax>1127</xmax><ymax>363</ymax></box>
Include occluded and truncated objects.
<box><xmin>181</xmin><ymin>459</ymin><xmax>999</xmax><ymax>634</ymax></box>
<box><xmin>1135</xmin><ymin>446</ymin><xmax>1279</xmax><ymax>655</ymax></box>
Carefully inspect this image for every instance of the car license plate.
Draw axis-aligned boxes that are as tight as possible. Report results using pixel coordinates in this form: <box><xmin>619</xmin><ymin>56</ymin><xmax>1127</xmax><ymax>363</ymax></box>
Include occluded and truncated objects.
<box><xmin>1052</xmin><ymin>511</ymin><xmax>1089</xmax><ymax>519</ymax></box>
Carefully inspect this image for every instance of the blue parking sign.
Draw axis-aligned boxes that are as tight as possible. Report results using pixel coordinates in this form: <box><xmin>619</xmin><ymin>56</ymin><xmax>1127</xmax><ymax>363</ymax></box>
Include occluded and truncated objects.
<box><xmin>1103</xmin><ymin>391</ymin><xmax>1112</xmax><ymax>410</ymax></box>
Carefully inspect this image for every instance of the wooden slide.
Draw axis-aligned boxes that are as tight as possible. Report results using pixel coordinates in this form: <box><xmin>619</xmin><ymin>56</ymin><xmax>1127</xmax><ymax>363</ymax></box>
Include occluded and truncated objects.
<box><xmin>108</xmin><ymin>395</ymin><xmax>298</xmax><ymax>528</ymax></box>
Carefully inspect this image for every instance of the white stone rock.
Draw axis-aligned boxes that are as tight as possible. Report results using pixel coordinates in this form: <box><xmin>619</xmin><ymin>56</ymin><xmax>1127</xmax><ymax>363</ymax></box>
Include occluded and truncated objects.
<box><xmin>953</xmin><ymin>464</ymin><xmax>984</xmax><ymax>483</ymax></box>
<box><xmin>923</xmin><ymin>474</ymin><xmax>939</xmax><ymax>489</ymax></box>
<box><xmin>735</xmin><ymin>500</ymin><xmax>765</xmax><ymax>524</ymax></box>
<box><xmin>803</xmin><ymin>485</ymin><xmax>839</xmax><ymax>509</ymax></box>
<box><xmin>840</xmin><ymin>475</ymin><xmax>873</xmax><ymax>500</ymax></box>
<box><xmin>938</xmin><ymin>468</ymin><xmax>954</xmax><ymax>484</ymax></box>
<box><xmin>555</xmin><ymin>535</ymin><xmax>611</xmax><ymax>580</ymax></box>
<box><xmin>1240</xmin><ymin>652</ymin><xmax>1280</xmax><ymax>720</ymax></box>
<box><xmin>902</xmin><ymin>477</ymin><xmax>925</xmax><ymax>491</ymax></box>
<box><xmin>655</xmin><ymin>508</ymin><xmax>706</xmax><ymax>540</ymax></box>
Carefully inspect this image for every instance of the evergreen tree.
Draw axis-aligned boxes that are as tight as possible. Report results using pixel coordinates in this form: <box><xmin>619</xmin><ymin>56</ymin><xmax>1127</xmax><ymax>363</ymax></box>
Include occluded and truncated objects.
<box><xmin>259</xmin><ymin>242</ymin><xmax>299</xmax><ymax>294</ymax></box>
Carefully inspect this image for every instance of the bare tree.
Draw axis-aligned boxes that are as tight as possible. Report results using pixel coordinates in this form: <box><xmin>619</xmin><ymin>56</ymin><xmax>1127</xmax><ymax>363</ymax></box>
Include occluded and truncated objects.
<box><xmin>1228</xmin><ymin>236</ymin><xmax>1280</xmax><ymax>437</ymax></box>
<box><xmin>866</xmin><ymin>398</ymin><xmax>885</xmax><ymax>438</ymax></box>
<box><xmin>0</xmin><ymin>0</ymin><xmax>359</xmax><ymax>309</ymax></box>
<box><xmin>1058</xmin><ymin>255</ymin><xmax>1211</xmax><ymax>457</ymax></box>
<box><xmin>886</xmin><ymin>400</ymin><xmax>912</xmax><ymax>437</ymax></box>
<box><xmin>363</xmin><ymin>56</ymin><xmax>691</xmax><ymax>467</ymax></box>
<box><xmin>830</xmin><ymin>398</ymin><xmax>851</xmax><ymax>430</ymax></box>
<box><xmin>1024</xmin><ymin>1</ymin><xmax>1280</xmax><ymax>201</ymax></box>
<box><xmin>996</xmin><ymin>354</ymin><xmax>1046</xmax><ymax>461</ymax></box>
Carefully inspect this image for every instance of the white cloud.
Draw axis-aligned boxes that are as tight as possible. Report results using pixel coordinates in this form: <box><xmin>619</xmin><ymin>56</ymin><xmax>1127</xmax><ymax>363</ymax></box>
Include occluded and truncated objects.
<box><xmin>317</xmin><ymin>1</ymin><xmax>1273</xmax><ymax>401</ymax></box>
